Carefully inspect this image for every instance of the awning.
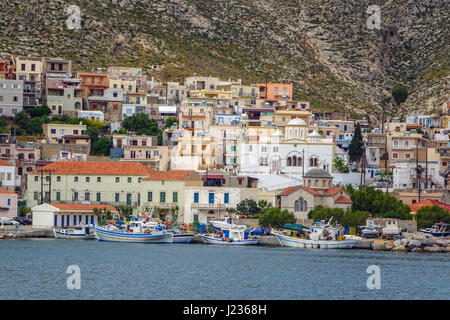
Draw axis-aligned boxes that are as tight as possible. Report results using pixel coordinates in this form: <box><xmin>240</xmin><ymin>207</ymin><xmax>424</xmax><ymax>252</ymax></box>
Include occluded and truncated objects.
<box><xmin>280</xmin><ymin>224</ymin><xmax>308</xmax><ymax>231</ymax></box>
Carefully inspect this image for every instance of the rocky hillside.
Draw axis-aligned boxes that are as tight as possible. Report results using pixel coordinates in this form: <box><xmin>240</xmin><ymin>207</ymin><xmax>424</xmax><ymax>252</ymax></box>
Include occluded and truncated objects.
<box><xmin>0</xmin><ymin>0</ymin><xmax>448</xmax><ymax>120</ymax></box>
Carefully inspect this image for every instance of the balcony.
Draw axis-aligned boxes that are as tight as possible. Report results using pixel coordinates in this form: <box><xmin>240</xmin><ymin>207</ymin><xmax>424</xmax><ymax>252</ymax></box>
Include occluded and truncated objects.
<box><xmin>144</xmin><ymin>202</ymin><xmax>178</xmax><ymax>209</ymax></box>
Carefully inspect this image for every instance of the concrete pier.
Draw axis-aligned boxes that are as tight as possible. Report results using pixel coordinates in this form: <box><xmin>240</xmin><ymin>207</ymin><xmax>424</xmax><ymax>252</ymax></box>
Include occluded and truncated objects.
<box><xmin>257</xmin><ymin>236</ymin><xmax>281</xmax><ymax>246</ymax></box>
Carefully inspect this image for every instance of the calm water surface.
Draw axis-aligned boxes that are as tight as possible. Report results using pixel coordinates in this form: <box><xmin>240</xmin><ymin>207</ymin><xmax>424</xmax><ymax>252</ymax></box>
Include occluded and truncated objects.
<box><xmin>0</xmin><ymin>239</ymin><xmax>449</xmax><ymax>300</ymax></box>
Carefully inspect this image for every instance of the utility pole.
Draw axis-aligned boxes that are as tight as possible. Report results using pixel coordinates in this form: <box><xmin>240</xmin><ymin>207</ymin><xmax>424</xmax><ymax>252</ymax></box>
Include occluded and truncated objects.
<box><xmin>416</xmin><ymin>138</ymin><xmax>421</xmax><ymax>203</ymax></box>
<box><xmin>302</xmin><ymin>149</ymin><xmax>305</xmax><ymax>178</ymax></box>
<box><xmin>425</xmin><ymin>140</ymin><xmax>428</xmax><ymax>189</ymax></box>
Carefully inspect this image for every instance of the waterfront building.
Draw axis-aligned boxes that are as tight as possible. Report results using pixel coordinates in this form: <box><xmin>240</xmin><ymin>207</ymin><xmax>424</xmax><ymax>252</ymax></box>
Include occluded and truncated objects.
<box><xmin>277</xmin><ymin>168</ymin><xmax>352</xmax><ymax>221</ymax></box>
<box><xmin>0</xmin><ymin>190</ymin><xmax>17</xmax><ymax>219</ymax></box>
<box><xmin>26</xmin><ymin>161</ymin><xmax>155</xmax><ymax>208</ymax></box>
<box><xmin>31</xmin><ymin>203</ymin><xmax>117</xmax><ymax>228</ymax></box>
<box><xmin>141</xmin><ymin>170</ymin><xmax>202</xmax><ymax>221</ymax></box>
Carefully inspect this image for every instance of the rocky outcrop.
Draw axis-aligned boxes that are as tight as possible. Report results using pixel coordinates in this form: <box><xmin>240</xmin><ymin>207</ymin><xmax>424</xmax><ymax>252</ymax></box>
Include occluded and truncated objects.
<box><xmin>0</xmin><ymin>0</ymin><xmax>448</xmax><ymax>116</ymax></box>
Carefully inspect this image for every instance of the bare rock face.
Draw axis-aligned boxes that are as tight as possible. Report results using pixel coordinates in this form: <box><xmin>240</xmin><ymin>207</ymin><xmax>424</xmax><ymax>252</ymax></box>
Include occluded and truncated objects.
<box><xmin>0</xmin><ymin>0</ymin><xmax>447</xmax><ymax>115</ymax></box>
<box><xmin>410</xmin><ymin>247</ymin><xmax>423</xmax><ymax>253</ymax></box>
<box><xmin>372</xmin><ymin>239</ymin><xmax>385</xmax><ymax>251</ymax></box>
<box><xmin>385</xmin><ymin>240</ymin><xmax>394</xmax><ymax>250</ymax></box>
<box><xmin>423</xmin><ymin>245</ymin><xmax>442</xmax><ymax>253</ymax></box>
<box><xmin>392</xmin><ymin>245</ymin><xmax>407</xmax><ymax>252</ymax></box>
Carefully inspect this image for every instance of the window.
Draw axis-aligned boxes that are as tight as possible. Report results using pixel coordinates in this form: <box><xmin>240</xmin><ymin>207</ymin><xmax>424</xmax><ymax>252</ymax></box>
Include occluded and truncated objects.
<box><xmin>209</xmin><ymin>193</ymin><xmax>214</xmax><ymax>204</ymax></box>
<box><xmin>160</xmin><ymin>192</ymin><xmax>166</xmax><ymax>203</ymax></box>
<box><xmin>115</xmin><ymin>193</ymin><xmax>120</xmax><ymax>202</ymax></box>
<box><xmin>147</xmin><ymin>192</ymin><xmax>152</xmax><ymax>202</ymax></box>
<box><xmin>85</xmin><ymin>192</ymin><xmax>90</xmax><ymax>201</ymax></box>
<box><xmin>115</xmin><ymin>177</ymin><xmax>120</xmax><ymax>183</ymax></box>
<box><xmin>96</xmin><ymin>192</ymin><xmax>101</xmax><ymax>202</ymax></box>
<box><xmin>224</xmin><ymin>193</ymin><xmax>229</xmax><ymax>204</ymax></box>
<box><xmin>393</xmin><ymin>153</ymin><xmax>398</xmax><ymax>159</ymax></box>
<box><xmin>56</xmin><ymin>192</ymin><xmax>60</xmax><ymax>201</ymax></box>
<box><xmin>74</xmin><ymin>177</ymin><xmax>78</xmax><ymax>182</ymax></box>
<box><xmin>50</xmin><ymin>129</ymin><xmax>56</xmax><ymax>134</ymax></box>
<box><xmin>97</xmin><ymin>177</ymin><xmax>101</xmax><ymax>182</ymax></box>
<box><xmin>13</xmin><ymin>96</ymin><xmax>18</xmax><ymax>102</ymax></box>
<box><xmin>34</xmin><ymin>176</ymin><xmax>39</xmax><ymax>182</ymax></box>
<box><xmin>128</xmin><ymin>177</ymin><xmax>132</xmax><ymax>183</ymax></box>
<box><xmin>56</xmin><ymin>176</ymin><xmax>61</xmax><ymax>182</ymax></box>
<box><xmin>173</xmin><ymin>192</ymin><xmax>178</xmax><ymax>203</ymax></box>
<box><xmin>34</xmin><ymin>192</ymin><xmax>38</xmax><ymax>200</ymax></box>
<box><xmin>194</xmin><ymin>192</ymin><xmax>199</xmax><ymax>203</ymax></box>
<box><xmin>73</xmin><ymin>192</ymin><xmax>78</xmax><ymax>201</ymax></box>
<box><xmin>86</xmin><ymin>177</ymin><xmax>90</xmax><ymax>182</ymax></box>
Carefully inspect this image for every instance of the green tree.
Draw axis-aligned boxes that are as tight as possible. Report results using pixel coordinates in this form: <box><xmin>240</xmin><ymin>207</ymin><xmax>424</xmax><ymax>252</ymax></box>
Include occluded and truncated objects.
<box><xmin>86</xmin><ymin>126</ymin><xmax>99</xmax><ymax>145</ymax></box>
<box><xmin>122</xmin><ymin>113</ymin><xmax>160</xmax><ymax>136</ymax></box>
<box><xmin>257</xmin><ymin>200</ymin><xmax>272</xmax><ymax>214</ymax></box>
<box><xmin>348</xmin><ymin>123</ymin><xmax>363</xmax><ymax>163</ymax></box>
<box><xmin>236</xmin><ymin>199</ymin><xmax>261</xmax><ymax>216</ymax></box>
<box><xmin>308</xmin><ymin>206</ymin><xmax>345</xmax><ymax>225</ymax></box>
<box><xmin>333</xmin><ymin>155</ymin><xmax>349</xmax><ymax>173</ymax></box>
<box><xmin>342</xmin><ymin>210</ymin><xmax>370</xmax><ymax>227</ymax></box>
<box><xmin>416</xmin><ymin>205</ymin><xmax>450</xmax><ymax>229</ymax></box>
<box><xmin>91</xmin><ymin>137</ymin><xmax>112</xmax><ymax>156</ymax></box>
<box><xmin>258</xmin><ymin>207</ymin><xmax>296</xmax><ymax>228</ymax></box>
<box><xmin>165</xmin><ymin>117</ymin><xmax>178</xmax><ymax>128</ymax></box>
<box><xmin>391</xmin><ymin>85</ymin><xmax>409</xmax><ymax>105</ymax></box>
<box><xmin>26</xmin><ymin>105</ymin><xmax>51</xmax><ymax>117</ymax></box>
<box><xmin>0</xmin><ymin>117</ymin><xmax>7</xmax><ymax>133</ymax></box>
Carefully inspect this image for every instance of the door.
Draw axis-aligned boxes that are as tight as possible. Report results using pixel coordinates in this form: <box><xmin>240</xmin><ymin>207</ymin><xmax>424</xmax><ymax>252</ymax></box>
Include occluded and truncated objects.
<box><xmin>209</xmin><ymin>193</ymin><xmax>214</xmax><ymax>204</ymax></box>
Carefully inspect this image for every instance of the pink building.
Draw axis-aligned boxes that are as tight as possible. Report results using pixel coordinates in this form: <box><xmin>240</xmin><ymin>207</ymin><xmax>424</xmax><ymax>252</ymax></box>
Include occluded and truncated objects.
<box><xmin>0</xmin><ymin>190</ymin><xmax>17</xmax><ymax>219</ymax></box>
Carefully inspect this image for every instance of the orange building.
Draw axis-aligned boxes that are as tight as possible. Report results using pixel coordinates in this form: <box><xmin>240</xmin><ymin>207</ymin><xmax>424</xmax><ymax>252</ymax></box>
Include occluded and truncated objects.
<box><xmin>0</xmin><ymin>59</ymin><xmax>14</xmax><ymax>79</ymax></box>
<box><xmin>251</xmin><ymin>82</ymin><xmax>293</xmax><ymax>101</ymax></box>
<box><xmin>77</xmin><ymin>72</ymin><xmax>109</xmax><ymax>98</ymax></box>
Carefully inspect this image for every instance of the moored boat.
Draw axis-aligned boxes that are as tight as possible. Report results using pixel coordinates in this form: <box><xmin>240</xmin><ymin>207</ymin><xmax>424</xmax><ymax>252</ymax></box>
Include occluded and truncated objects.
<box><xmin>419</xmin><ymin>222</ymin><xmax>450</xmax><ymax>237</ymax></box>
<box><xmin>94</xmin><ymin>220</ymin><xmax>173</xmax><ymax>243</ymax></box>
<box><xmin>209</xmin><ymin>217</ymin><xmax>247</xmax><ymax>231</ymax></box>
<box><xmin>359</xmin><ymin>219</ymin><xmax>380</xmax><ymax>238</ymax></box>
<box><xmin>54</xmin><ymin>225</ymin><xmax>96</xmax><ymax>239</ymax></box>
<box><xmin>381</xmin><ymin>218</ymin><xmax>401</xmax><ymax>238</ymax></box>
<box><xmin>200</xmin><ymin>228</ymin><xmax>258</xmax><ymax>245</ymax></box>
<box><xmin>273</xmin><ymin>223</ymin><xmax>357</xmax><ymax>249</ymax></box>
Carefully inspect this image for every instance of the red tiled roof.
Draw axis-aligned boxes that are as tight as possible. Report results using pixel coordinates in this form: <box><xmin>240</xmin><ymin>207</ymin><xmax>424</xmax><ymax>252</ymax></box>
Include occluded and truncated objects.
<box><xmin>48</xmin><ymin>203</ymin><xmax>117</xmax><ymax>211</ymax></box>
<box><xmin>0</xmin><ymin>190</ymin><xmax>16</xmax><ymax>195</ymax></box>
<box><xmin>410</xmin><ymin>200</ymin><xmax>450</xmax><ymax>213</ymax></box>
<box><xmin>143</xmin><ymin>170</ymin><xmax>194</xmax><ymax>181</ymax></box>
<box><xmin>31</xmin><ymin>161</ymin><xmax>156</xmax><ymax>176</ymax></box>
<box><xmin>324</xmin><ymin>187</ymin><xmax>343</xmax><ymax>195</ymax></box>
<box><xmin>279</xmin><ymin>185</ymin><xmax>302</xmax><ymax>195</ymax></box>
<box><xmin>301</xmin><ymin>186</ymin><xmax>320</xmax><ymax>195</ymax></box>
<box><xmin>335</xmin><ymin>196</ymin><xmax>352</xmax><ymax>203</ymax></box>
<box><xmin>0</xmin><ymin>159</ymin><xmax>13</xmax><ymax>166</ymax></box>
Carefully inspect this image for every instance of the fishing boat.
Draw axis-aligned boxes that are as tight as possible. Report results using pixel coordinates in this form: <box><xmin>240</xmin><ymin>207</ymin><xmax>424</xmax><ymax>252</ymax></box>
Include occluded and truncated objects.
<box><xmin>200</xmin><ymin>228</ymin><xmax>258</xmax><ymax>245</ymax></box>
<box><xmin>360</xmin><ymin>219</ymin><xmax>380</xmax><ymax>238</ymax></box>
<box><xmin>381</xmin><ymin>219</ymin><xmax>401</xmax><ymax>238</ymax></box>
<box><xmin>94</xmin><ymin>220</ymin><xmax>173</xmax><ymax>243</ymax></box>
<box><xmin>54</xmin><ymin>225</ymin><xmax>96</xmax><ymax>239</ymax></box>
<box><xmin>273</xmin><ymin>223</ymin><xmax>357</xmax><ymax>249</ymax></box>
<box><xmin>209</xmin><ymin>216</ymin><xmax>247</xmax><ymax>231</ymax></box>
<box><xmin>145</xmin><ymin>221</ymin><xmax>195</xmax><ymax>243</ymax></box>
<box><xmin>419</xmin><ymin>222</ymin><xmax>450</xmax><ymax>237</ymax></box>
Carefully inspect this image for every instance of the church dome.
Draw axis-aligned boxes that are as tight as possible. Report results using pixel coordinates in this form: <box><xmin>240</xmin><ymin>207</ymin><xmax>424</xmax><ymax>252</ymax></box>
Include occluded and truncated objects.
<box><xmin>304</xmin><ymin>168</ymin><xmax>332</xmax><ymax>178</ymax></box>
<box><xmin>286</xmin><ymin>117</ymin><xmax>307</xmax><ymax>126</ymax></box>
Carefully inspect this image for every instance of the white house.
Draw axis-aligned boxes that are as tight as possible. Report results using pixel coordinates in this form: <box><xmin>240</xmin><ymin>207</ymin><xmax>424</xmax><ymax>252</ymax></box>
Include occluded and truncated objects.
<box><xmin>0</xmin><ymin>159</ymin><xmax>19</xmax><ymax>191</ymax></box>
<box><xmin>31</xmin><ymin>203</ymin><xmax>117</xmax><ymax>228</ymax></box>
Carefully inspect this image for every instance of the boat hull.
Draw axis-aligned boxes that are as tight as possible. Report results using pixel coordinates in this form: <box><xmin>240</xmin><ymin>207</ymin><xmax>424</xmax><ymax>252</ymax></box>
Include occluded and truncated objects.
<box><xmin>419</xmin><ymin>230</ymin><xmax>450</xmax><ymax>237</ymax></box>
<box><xmin>172</xmin><ymin>233</ymin><xmax>195</xmax><ymax>243</ymax></box>
<box><xmin>94</xmin><ymin>227</ymin><xmax>173</xmax><ymax>243</ymax></box>
<box><xmin>54</xmin><ymin>229</ymin><xmax>96</xmax><ymax>239</ymax></box>
<box><xmin>200</xmin><ymin>235</ymin><xmax>258</xmax><ymax>245</ymax></box>
<box><xmin>274</xmin><ymin>233</ymin><xmax>357</xmax><ymax>249</ymax></box>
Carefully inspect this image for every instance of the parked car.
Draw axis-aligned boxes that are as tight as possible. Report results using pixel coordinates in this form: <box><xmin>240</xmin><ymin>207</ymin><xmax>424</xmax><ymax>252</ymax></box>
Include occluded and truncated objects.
<box><xmin>12</xmin><ymin>217</ymin><xmax>32</xmax><ymax>225</ymax></box>
<box><xmin>0</xmin><ymin>217</ymin><xmax>19</xmax><ymax>225</ymax></box>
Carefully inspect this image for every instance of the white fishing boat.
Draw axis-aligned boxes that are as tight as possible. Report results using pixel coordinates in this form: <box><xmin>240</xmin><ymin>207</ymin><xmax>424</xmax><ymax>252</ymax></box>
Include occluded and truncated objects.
<box><xmin>274</xmin><ymin>223</ymin><xmax>357</xmax><ymax>249</ymax></box>
<box><xmin>209</xmin><ymin>217</ymin><xmax>247</xmax><ymax>231</ymax></box>
<box><xmin>54</xmin><ymin>225</ymin><xmax>96</xmax><ymax>239</ymax></box>
<box><xmin>171</xmin><ymin>231</ymin><xmax>195</xmax><ymax>243</ymax></box>
<box><xmin>201</xmin><ymin>228</ymin><xmax>258</xmax><ymax>245</ymax></box>
<box><xmin>94</xmin><ymin>220</ymin><xmax>173</xmax><ymax>243</ymax></box>
<box><xmin>419</xmin><ymin>222</ymin><xmax>450</xmax><ymax>237</ymax></box>
<box><xmin>381</xmin><ymin>219</ymin><xmax>401</xmax><ymax>238</ymax></box>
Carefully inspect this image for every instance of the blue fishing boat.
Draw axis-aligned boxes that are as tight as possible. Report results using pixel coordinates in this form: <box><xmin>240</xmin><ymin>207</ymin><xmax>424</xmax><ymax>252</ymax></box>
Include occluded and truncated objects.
<box><xmin>94</xmin><ymin>221</ymin><xmax>172</xmax><ymax>243</ymax></box>
<box><xmin>201</xmin><ymin>228</ymin><xmax>258</xmax><ymax>245</ymax></box>
<box><xmin>419</xmin><ymin>222</ymin><xmax>450</xmax><ymax>237</ymax></box>
<box><xmin>54</xmin><ymin>225</ymin><xmax>96</xmax><ymax>239</ymax></box>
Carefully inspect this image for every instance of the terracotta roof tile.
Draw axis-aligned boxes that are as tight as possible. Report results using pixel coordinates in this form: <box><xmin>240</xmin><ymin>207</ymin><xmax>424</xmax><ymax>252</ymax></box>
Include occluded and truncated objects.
<box><xmin>0</xmin><ymin>159</ymin><xmax>13</xmax><ymax>166</ymax></box>
<box><xmin>279</xmin><ymin>185</ymin><xmax>302</xmax><ymax>195</ymax></box>
<box><xmin>0</xmin><ymin>190</ymin><xmax>16</xmax><ymax>195</ymax></box>
<box><xmin>410</xmin><ymin>200</ymin><xmax>450</xmax><ymax>213</ymax></box>
<box><xmin>47</xmin><ymin>203</ymin><xmax>117</xmax><ymax>211</ymax></box>
<box><xmin>143</xmin><ymin>170</ymin><xmax>194</xmax><ymax>181</ymax></box>
<box><xmin>335</xmin><ymin>196</ymin><xmax>352</xmax><ymax>203</ymax></box>
<box><xmin>324</xmin><ymin>187</ymin><xmax>343</xmax><ymax>195</ymax></box>
<box><xmin>30</xmin><ymin>161</ymin><xmax>156</xmax><ymax>176</ymax></box>
<box><xmin>301</xmin><ymin>186</ymin><xmax>320</xmax><ymax>195</ymax></box>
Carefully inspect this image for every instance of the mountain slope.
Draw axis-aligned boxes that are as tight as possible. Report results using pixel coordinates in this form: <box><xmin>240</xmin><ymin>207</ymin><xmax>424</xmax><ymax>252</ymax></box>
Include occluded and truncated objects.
<box><xmin>0</xmin><ymin>0</ymin><xmax>448</xmax><ymax>119</ymax></box>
